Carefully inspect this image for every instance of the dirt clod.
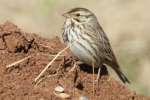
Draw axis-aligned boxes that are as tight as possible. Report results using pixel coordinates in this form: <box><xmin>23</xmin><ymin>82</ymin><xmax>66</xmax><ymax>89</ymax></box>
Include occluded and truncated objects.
<box><xmin>0</xmin><ymin>21</ymin><xmax>149</xmax><ymax>100</ymax></box>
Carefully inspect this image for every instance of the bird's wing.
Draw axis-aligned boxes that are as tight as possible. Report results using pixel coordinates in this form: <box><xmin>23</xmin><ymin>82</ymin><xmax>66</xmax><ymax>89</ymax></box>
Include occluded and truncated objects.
<box><xmin>96</xmin><ymin>24</ymin><xmax>130</xmax><ymax>83</ymax></box>
<box><xmin>96</xmin><ymin>23</ymin><xmax>119</xmax><ymax>67</ymax></box>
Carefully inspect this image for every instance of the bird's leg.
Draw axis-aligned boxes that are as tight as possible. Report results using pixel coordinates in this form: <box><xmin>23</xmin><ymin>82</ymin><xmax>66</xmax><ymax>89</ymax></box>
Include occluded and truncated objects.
<box><xmin>92</xmin><ymin>63</ymin><xmax>95</xmax><ymax>97</ymax></box>
<box><xmin>96</xmin><ymin>67</ymin><xmax>101</xmax><ymax>82</ymax></box>
<box><xmin>96</xmin><ymin>65</ymin><xmax>108</xmax><ymax>82</ymax></box>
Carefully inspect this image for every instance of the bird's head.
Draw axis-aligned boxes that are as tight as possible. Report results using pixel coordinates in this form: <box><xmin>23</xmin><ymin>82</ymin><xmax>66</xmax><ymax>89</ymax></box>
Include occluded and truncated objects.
<box><xmin>63</xmin><ymin>7</ymin><xmax>97</xmax><ymax>24</ymax></box>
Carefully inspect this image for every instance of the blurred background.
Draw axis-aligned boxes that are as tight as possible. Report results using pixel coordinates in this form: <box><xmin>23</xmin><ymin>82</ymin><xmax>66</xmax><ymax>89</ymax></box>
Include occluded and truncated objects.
<box><xmin>0</xmin><ymin>0</ymin><xmax>149</xmax><ymax>96</ymax></box>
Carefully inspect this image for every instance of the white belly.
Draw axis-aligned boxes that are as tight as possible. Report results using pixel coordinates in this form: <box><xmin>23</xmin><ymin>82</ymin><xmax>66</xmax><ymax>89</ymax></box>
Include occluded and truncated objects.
<box><xmin>69</xmin><ymin>40</ymin><xmax>96</xmax><ymax>66</ymax></box>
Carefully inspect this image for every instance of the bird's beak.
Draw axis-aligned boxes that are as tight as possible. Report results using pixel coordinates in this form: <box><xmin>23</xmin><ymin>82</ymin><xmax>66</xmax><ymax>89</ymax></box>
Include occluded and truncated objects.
<box><xmin>62</xmin><ymin>13</ymin><xmax>70</xmax><ymax>18</ymax></box>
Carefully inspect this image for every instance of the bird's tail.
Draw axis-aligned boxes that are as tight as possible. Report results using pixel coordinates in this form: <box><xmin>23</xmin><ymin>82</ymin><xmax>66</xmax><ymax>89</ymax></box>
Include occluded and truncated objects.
<box><xmin>106</xmin><ymin>61</ymin><xmax>130</xmax><ymax>84</ymax></box>
<box><xmin>113</xmin><ymin>66</ymin><xmax>130</xmax><ymax>84</ymax></box>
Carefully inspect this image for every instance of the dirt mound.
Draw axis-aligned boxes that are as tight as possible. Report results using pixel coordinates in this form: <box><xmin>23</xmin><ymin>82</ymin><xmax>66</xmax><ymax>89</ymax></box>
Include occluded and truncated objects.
<box><xmin>0</xmin><ymin>21</ymin><xmax>149</xmax><ymax>100</ymax></box>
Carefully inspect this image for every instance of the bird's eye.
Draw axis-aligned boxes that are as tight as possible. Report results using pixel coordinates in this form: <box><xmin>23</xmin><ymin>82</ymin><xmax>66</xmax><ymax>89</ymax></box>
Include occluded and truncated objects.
<box><xmin>76</xmin><ymin>13</ymin><xmax>80</xmax><ymax>16</ymax></box>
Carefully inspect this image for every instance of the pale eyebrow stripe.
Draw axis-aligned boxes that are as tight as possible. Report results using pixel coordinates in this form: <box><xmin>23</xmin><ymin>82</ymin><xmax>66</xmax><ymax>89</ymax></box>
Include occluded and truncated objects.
<box><xmin>86</xmin><ymin>14</ymin><xmax>93</xmax><ymax>18</ymax></box>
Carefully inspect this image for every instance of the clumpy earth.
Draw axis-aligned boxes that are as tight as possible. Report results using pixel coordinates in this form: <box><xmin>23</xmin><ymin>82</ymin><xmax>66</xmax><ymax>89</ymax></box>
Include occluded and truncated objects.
<box><xmin>0</xmin><ymin>21</ymin><xmax>149</xmax><ymax>100</ymax></box>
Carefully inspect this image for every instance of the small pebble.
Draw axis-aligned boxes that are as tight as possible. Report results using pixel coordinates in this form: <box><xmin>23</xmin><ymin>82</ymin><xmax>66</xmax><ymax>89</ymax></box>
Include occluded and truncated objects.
<box><xmin>79</xmin><ymin>96</ymin><xmax>89</xmax><ymax>100</ymax></box>
<box><xmin>54</xmin><ymin>85</ymin><xmax>64</xmax><ymax>93</ymax></box>
<box><xmin>54</xmin><ymin>92</ymin><xmax>71</xmax><ymax>99</ymax></box>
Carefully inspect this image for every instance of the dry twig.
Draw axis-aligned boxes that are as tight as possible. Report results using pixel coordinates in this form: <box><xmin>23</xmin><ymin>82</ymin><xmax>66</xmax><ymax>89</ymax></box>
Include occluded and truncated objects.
<box><xmin>6</xmin><ymin>55</ymin><xmax>32</xmax><ymax>68</ymax></box>
<box><xmin>34</xmin><ymin>45</ymin><xmax>70</xmax><ymax>83</ymax></box>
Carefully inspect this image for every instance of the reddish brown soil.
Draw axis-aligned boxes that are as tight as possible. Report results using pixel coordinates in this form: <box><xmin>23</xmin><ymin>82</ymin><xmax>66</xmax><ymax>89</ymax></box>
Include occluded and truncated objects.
<box><xmin>0</xmin><ymin>21</ymin><xmax>149</xmax><ymax>100</ymax></box>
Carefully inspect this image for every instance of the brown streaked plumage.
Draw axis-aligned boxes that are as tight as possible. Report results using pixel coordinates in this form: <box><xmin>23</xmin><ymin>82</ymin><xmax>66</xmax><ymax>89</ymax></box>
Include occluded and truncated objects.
<box><xmin>62</xmin><ymin>7</ymin><xmax>130</xmax><ymax>83</ymax></box>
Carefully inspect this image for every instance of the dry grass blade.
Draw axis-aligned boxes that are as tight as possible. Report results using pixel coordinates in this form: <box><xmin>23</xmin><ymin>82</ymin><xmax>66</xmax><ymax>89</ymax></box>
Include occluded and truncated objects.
<box><xmin>40</xmin><ymin>53</ymin><xmax>64</xmax><ymax>60</ymax></box>
<box><xmin>40</xmin><ymin>53</ymin><xmax>64</xmax><ymax>57</ymax></box>
<box><xmin>34</xmin><ymin>45</ymin><xmax>70</xmax><ymax>83</ymax></box>
<box><xmin>68</xmin><ymin>62</ymin><xmax>77</xmax><ymax>73</ymax></box>
<box><xmin>6</xmin><ymin>55</ymin><xmax>32</xmax><ymax>68</ymax></box>
<box><xmin>38</xmin><ymin>43</ymin><xmax>53</xmax><ymax>50</ymax></box>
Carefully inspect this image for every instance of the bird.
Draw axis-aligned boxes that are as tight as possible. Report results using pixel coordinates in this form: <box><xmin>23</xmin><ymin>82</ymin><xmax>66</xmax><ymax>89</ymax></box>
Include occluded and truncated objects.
<box><xmin>61</xmin><ymin>7</ymin><xmax>130</xmax><ymax>83</ymax></box>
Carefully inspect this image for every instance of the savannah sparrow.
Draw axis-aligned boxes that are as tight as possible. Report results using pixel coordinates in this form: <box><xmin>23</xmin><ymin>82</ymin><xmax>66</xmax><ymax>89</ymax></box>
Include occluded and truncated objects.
<box><xmin>62</xmin><ymin>7</ymin><xmax>130</xmax><ymax>83</ymax></box>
